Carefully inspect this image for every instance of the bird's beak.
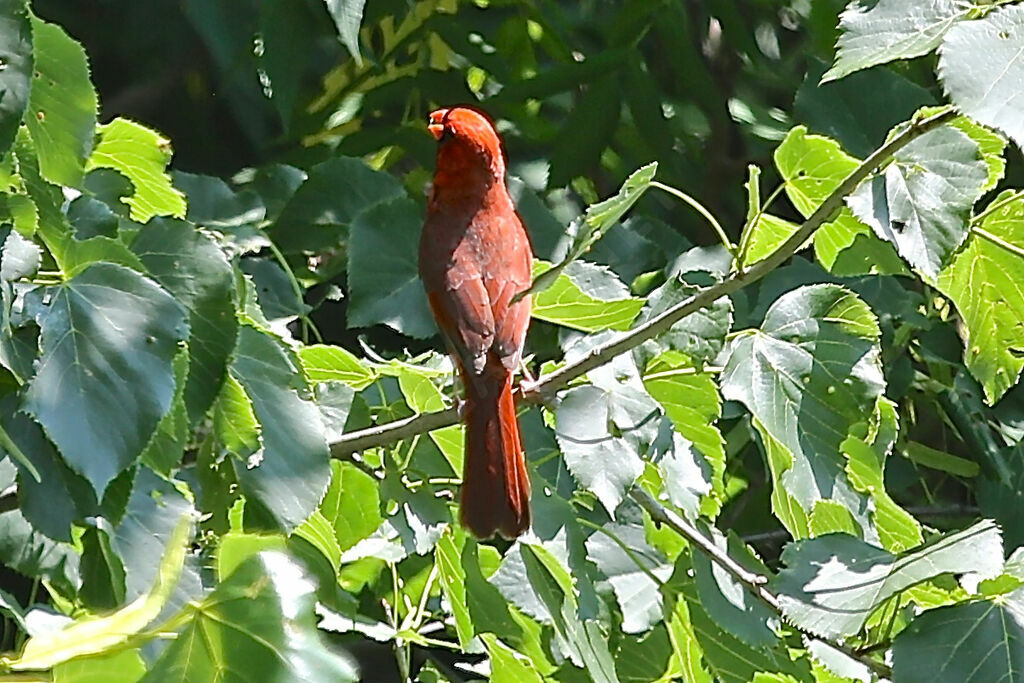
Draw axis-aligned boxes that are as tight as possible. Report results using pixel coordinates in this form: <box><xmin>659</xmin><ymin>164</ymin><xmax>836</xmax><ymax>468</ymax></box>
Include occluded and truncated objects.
<box><xmin>428</xmin><ymin>109</ymin><xmax>448</xmax><ymax>140</ymax></box>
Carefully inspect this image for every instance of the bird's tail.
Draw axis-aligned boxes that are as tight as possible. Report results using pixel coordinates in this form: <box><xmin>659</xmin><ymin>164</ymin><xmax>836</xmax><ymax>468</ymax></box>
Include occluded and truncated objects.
<box><xmin>460</xmin><ymin>374</ymin><xmax>530</xmax><ymax>539</ymax></box>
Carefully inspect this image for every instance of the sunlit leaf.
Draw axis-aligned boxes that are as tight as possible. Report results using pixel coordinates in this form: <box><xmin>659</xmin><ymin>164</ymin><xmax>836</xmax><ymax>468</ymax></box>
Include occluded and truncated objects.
<box><xmin>938</xmin><ymin>4</ymin><xmax>1024</xmax><ymax>151</ymax></box>
<box><xmin>770</xmin><ymin>519</ymin><xmax>1002</xmax><ymax>638</ymax></box>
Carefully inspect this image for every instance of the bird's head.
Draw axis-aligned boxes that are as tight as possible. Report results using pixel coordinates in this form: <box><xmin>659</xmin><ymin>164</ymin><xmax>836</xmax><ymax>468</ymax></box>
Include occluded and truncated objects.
<box><xmin>428</xmin><ymin>106</ymin><xmax>506</xmax><ymax>184</ymax></box>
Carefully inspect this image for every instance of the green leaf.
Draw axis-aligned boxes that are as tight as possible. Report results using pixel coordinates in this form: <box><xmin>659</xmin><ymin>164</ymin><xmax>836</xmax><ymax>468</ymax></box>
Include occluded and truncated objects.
<box><xmin>681</xmin><ymin>577</ymin><xmax>807</xmax><ymax>682</ymax></box>
<box><xmin>25</xmin><ymin>263</ymin><xmax>188</xmax><ymax>494</ymax></box>
<box><xmin>52</xmin><ymin>649</ymin><xmax>146</xmax><ymax>683</ymax></box>
<box><xmin>229</xmin><ymin>326</ymin><xmax>331</xmax><ymax>530</ymax></box>
<box><xmin>770</xmin><ymin>519</ymin><xmax>1002</xmax><ymax>639</ymax></box>
<box><xmin>528</xmin><ymin>162</ymin><xmax>657</xmax><ymax>295</ymax></box>
<box><xmin>643</xmin><ymin>352</ymin><xmax>724</xmax><ymax>518</ymax></box>
<box><xmin>893</xmin><ymin>587</ymin><xmax>1024</xmax><ymax>683</ymax></box>
<box><xmin>902</xmin><ymin>440</ymin><xmax>980</xmax><ymax>477</ymax></box>
<box><xmin>585</xmin><ymin>505</ymin><xmax>673</xmax><ymax>634</ymax></box>
<box><xmin>795</xmin><ymin>58</ymin><xmax>937</xmax><ymax>159</ymax></box>
<box><xmin>212</xmin><ymin>373</ymin><xmax>261</xmax><ymax>460</ymax></box>
<box><xmin>347</xmin><ymin>196</ymin><xmax>435</xmax><ymax>338</ymax></box>
<box><xmin>85</xmin><ymin>118</ymin><xmax>186</xmax><ymax>222</ymax></box>
<box><xmin>483</xmin><ymin>634</ymin><xmax>545</xmax><ymax>683</ymax></box>
<box><xmin>822</xmin><ymin>0</ymin><xmax>971</xmax><ymax>82</ymax></box>
<box><xmin>324</xmin><ymin>0</ymin><xmax>366</xmax><ymax>62</ymax></box>
<box><xmin>937</xmin><ymin>190</ymin><xmax>1024</xmax><ymax>403</ymax></box>
<box><xmin>271</xmin><ymin>156</ymin><xmax>404</xmax><ymax>254</ymax></box>
<box><xmin>584</xmin><ymin>162</ymin><xmax>658</xmax><ymax>235</ymax></box>
<box><xmin>3</xmin><ymin>514</ymin><xmax>191</xmax><ymax>672</ymax></box>
<box><xmin>435</xmin><ymin>529</ymin><xmax>473</xmax><ymax>648</ymax></box>
<box><xmin>0</xmin><ymin>510</ymin><xmax>79</xmax><ymax>596</ymax></box>
<box><xmin>842</xmin><ymin>398</ymin><xmax>923</xmax><ymax>553</ymax></box>
<box><xmin>555</xmin><ymin>376</ymin><xmax>651</xmax><ymax>514</ymax></box>
<box><xmin>132</xmin><ymin>218</ymin><xmax>237</xmax><ymax>423</ymax></box>
<box><xmin>145</xmin><ymin>552</ymin><xmax>358</xmax><ymax>682</ymax></box>
<box><xmin>742</xmin><ymin>213</ymin><xmax>800</xmax><ymax>267</ymax></box>
<box><xmin>298</xmin><ymin>344</ymin><xmax>376</xmax><ymax>390</ymax></box>
<box><xmin>112</xmin><ymin>468</ymin><xmax>198</xmax><ymax>604</ymax></box>
<box><xmin>257</xmin><ymin>0</ymin><xmax>320</xmax><ymax>129</ymax></box>
<box><xmin>938</xmin><ymin>4</ymin><xmax>1024</xmax><ymax>151</ymax></box>
<box><xmin>1</xmin><ymin>394</ymin><xmax>95</xmax><ymax>540</ymax></box>
<box><xmin>25</xmin><ymin>16</ymin><xmax>97</xmax><ymax>187</ymax></box>
<box><xmin>532</xmin><ymin>260</ymin><xmax>644</xmax><ymax>332</ymax></box>
<box><xmin>0</xmin><ymin>0</ymin><xmax>31</xmax><ymax>158</ymax></box>
<box><xmin>320</xmin><ymin>460</ymin><xmax>382</xmax><ymax>552</ymax></box>
<box><xmin>216</xmin><ymin>532</ymin><xmax>287</xmax><ymax>582</ymax></box>
<box><xmin>773</xmin><ymin>125</ymin><xmax>903</xmax><ymax>275</ymax></box>
<box><xmin>846</xmin><ymin>123</ymin><xmax>988</xmax><ymax>278</ymax></box>
<box><xmin>632</xmin><ymin>275</ymin><xmax>734</xmax><ymax>367</ymax></box>
<box><xmin>692</xmin><ymin>527</ymin><xmax>778</xmax><ymax>648</ymax></box>
<box><xmin>721</xmin><ymin>285</ymin><xmax>884</xmax><ymax>534</ymax></box>
<box><xmin>521</xmin><ymin>544</ymin><xmax>619</xmax><ymax>683</ymax></box>
<box><xmin>172</xmin><ymin>170</ymin><xmax>265</xmax><ymax>229</ymax></box>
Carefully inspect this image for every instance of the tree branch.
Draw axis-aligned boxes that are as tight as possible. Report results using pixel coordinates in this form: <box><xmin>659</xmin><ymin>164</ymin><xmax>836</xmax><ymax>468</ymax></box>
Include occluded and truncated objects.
<box><xmin>630</xmin><ymin>487</ymin><xmax>892</xmax><ymax>679</ymax></box>
<box><xmin>329</xmin><ymin>107</ymin><xmax>956</xmax><ymax>459</ymax></box>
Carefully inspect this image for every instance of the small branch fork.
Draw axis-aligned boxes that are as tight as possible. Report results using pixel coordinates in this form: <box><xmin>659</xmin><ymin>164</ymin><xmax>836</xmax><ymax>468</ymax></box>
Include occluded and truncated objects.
<box><xmin>331</xmin><ymin>107</ymin><xmax>956</xmax><ymax>459</ymax></box>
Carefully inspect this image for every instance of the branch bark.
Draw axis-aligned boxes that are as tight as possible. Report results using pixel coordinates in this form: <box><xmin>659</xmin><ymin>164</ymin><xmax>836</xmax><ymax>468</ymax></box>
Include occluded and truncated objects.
<box><xmin>330</xmin><ymin>107</ymin><xmax>956</xmax><ymax>459</ymax></box>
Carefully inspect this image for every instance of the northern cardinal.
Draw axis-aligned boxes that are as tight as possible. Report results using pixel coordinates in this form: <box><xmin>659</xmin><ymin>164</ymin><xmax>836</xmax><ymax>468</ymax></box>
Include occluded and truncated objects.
<box><xmin>419</xmin><ymin>106</ymin><xmax>532</xmax><ymax>539</ymax></box>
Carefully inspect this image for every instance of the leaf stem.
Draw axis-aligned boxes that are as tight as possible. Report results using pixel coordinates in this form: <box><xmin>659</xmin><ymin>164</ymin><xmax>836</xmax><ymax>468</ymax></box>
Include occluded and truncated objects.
<box><xmin>650</xmin><ymin>180</ymin><xmax>735</xmax><ymax>255</ymax></box>
<box><xmin>329</xmin><ymin>107</ymin><xmax>957</xmax><ymax>459</ymax></box>
<box><xmin>576</xmin><ymin>517</ymin><xmax>666</xmax><ymax>589</ymax></box>
<box><xmin>0</xmin><ymin>424</ymin><xmax>40</xmax><ymax>482</ymax></box>
<box><xmin>973</xmin><ymin>225</ymin><xmax>1024</xmax><ymax>260</ymax></box>
<box><xmin>972</xmin><ymin>189</ymin><xmax>1024</xmax><ymax>226</ymax></box>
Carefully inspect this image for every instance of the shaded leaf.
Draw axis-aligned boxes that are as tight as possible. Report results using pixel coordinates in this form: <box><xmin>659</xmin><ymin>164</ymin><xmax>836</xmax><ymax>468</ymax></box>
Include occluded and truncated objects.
<box><xmin>347</xmin><ymin>196</ymin><xmax>435</xmax><ymax>338</ymax></box>
<box><xmin>132</xmin><ymin>218</ymin><xmax>237</xmax><ymax>423</ymax></box>
<box><xmin>229</xmin><ymin>326</ymin><xmax>330</xmax><ymax>530</ymax></box>
<box><xmin>272</xmin><ymin>156</ymin><xmax>404</xmax><ymax>254</ymax></box>
<box><xmin>893</xmin><ymin>586</ymin><xmax>1024</xmax><ymax>683</ymax></box>
<box><xmin>25</xmin><ymin>263</ymin><xmax>188</xmax><ymax>494</ymax></box>
<box><xmin>0</xmin><ymin>0</ymin><xmax>31</xmax><ymax>158</ymax></box>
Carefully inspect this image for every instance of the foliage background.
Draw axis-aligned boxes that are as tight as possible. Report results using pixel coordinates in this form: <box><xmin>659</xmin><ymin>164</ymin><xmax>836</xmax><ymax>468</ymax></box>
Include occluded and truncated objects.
<box><xmin>0</xmin><ymin>0</ymin><xmax>1022</xmax><ymax>681</ymax></box>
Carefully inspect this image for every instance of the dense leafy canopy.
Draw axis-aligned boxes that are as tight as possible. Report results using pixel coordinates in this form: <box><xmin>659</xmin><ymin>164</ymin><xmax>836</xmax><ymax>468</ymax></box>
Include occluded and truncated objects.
<box><xmin>0</xmin><ymin>0</ymin><xmax>1022</xmax><ymax>681</ymax></box>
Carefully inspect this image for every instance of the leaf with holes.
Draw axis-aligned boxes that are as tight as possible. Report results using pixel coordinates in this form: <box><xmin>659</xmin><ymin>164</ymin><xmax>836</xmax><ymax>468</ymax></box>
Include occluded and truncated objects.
<box><xmin>938</xmin><ymin>4</ymin><xmax>1024</xmax><ymax>151</ymax></box>
<box><xmin>721</xmin><ymin>284</ymin><xmax>884</xmax><ymax>536</ymax></box>
<box><xmin>937</xmin><ymin>191</ymin><xmax>1024</xmax><ymax>403</ymax></box>
<box><xmin>846</xmin><ymin>123</ymin><xmax>987</xmax><ymax>278</ymax></box>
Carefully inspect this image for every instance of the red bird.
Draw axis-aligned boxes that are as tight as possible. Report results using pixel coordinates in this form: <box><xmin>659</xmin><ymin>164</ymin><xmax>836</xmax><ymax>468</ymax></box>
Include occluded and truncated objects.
<box><xmin>419</xmin><ymin>106</ymin><xmax>532</xmax><ymax>539</ymax></box>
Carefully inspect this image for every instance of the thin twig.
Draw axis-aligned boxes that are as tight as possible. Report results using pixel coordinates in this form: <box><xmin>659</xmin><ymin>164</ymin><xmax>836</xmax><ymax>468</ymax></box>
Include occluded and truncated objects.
<box><xmin>329</xmin><ymin>107</ymin><xmax>956</xmax><ymax>459</ymax></box>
